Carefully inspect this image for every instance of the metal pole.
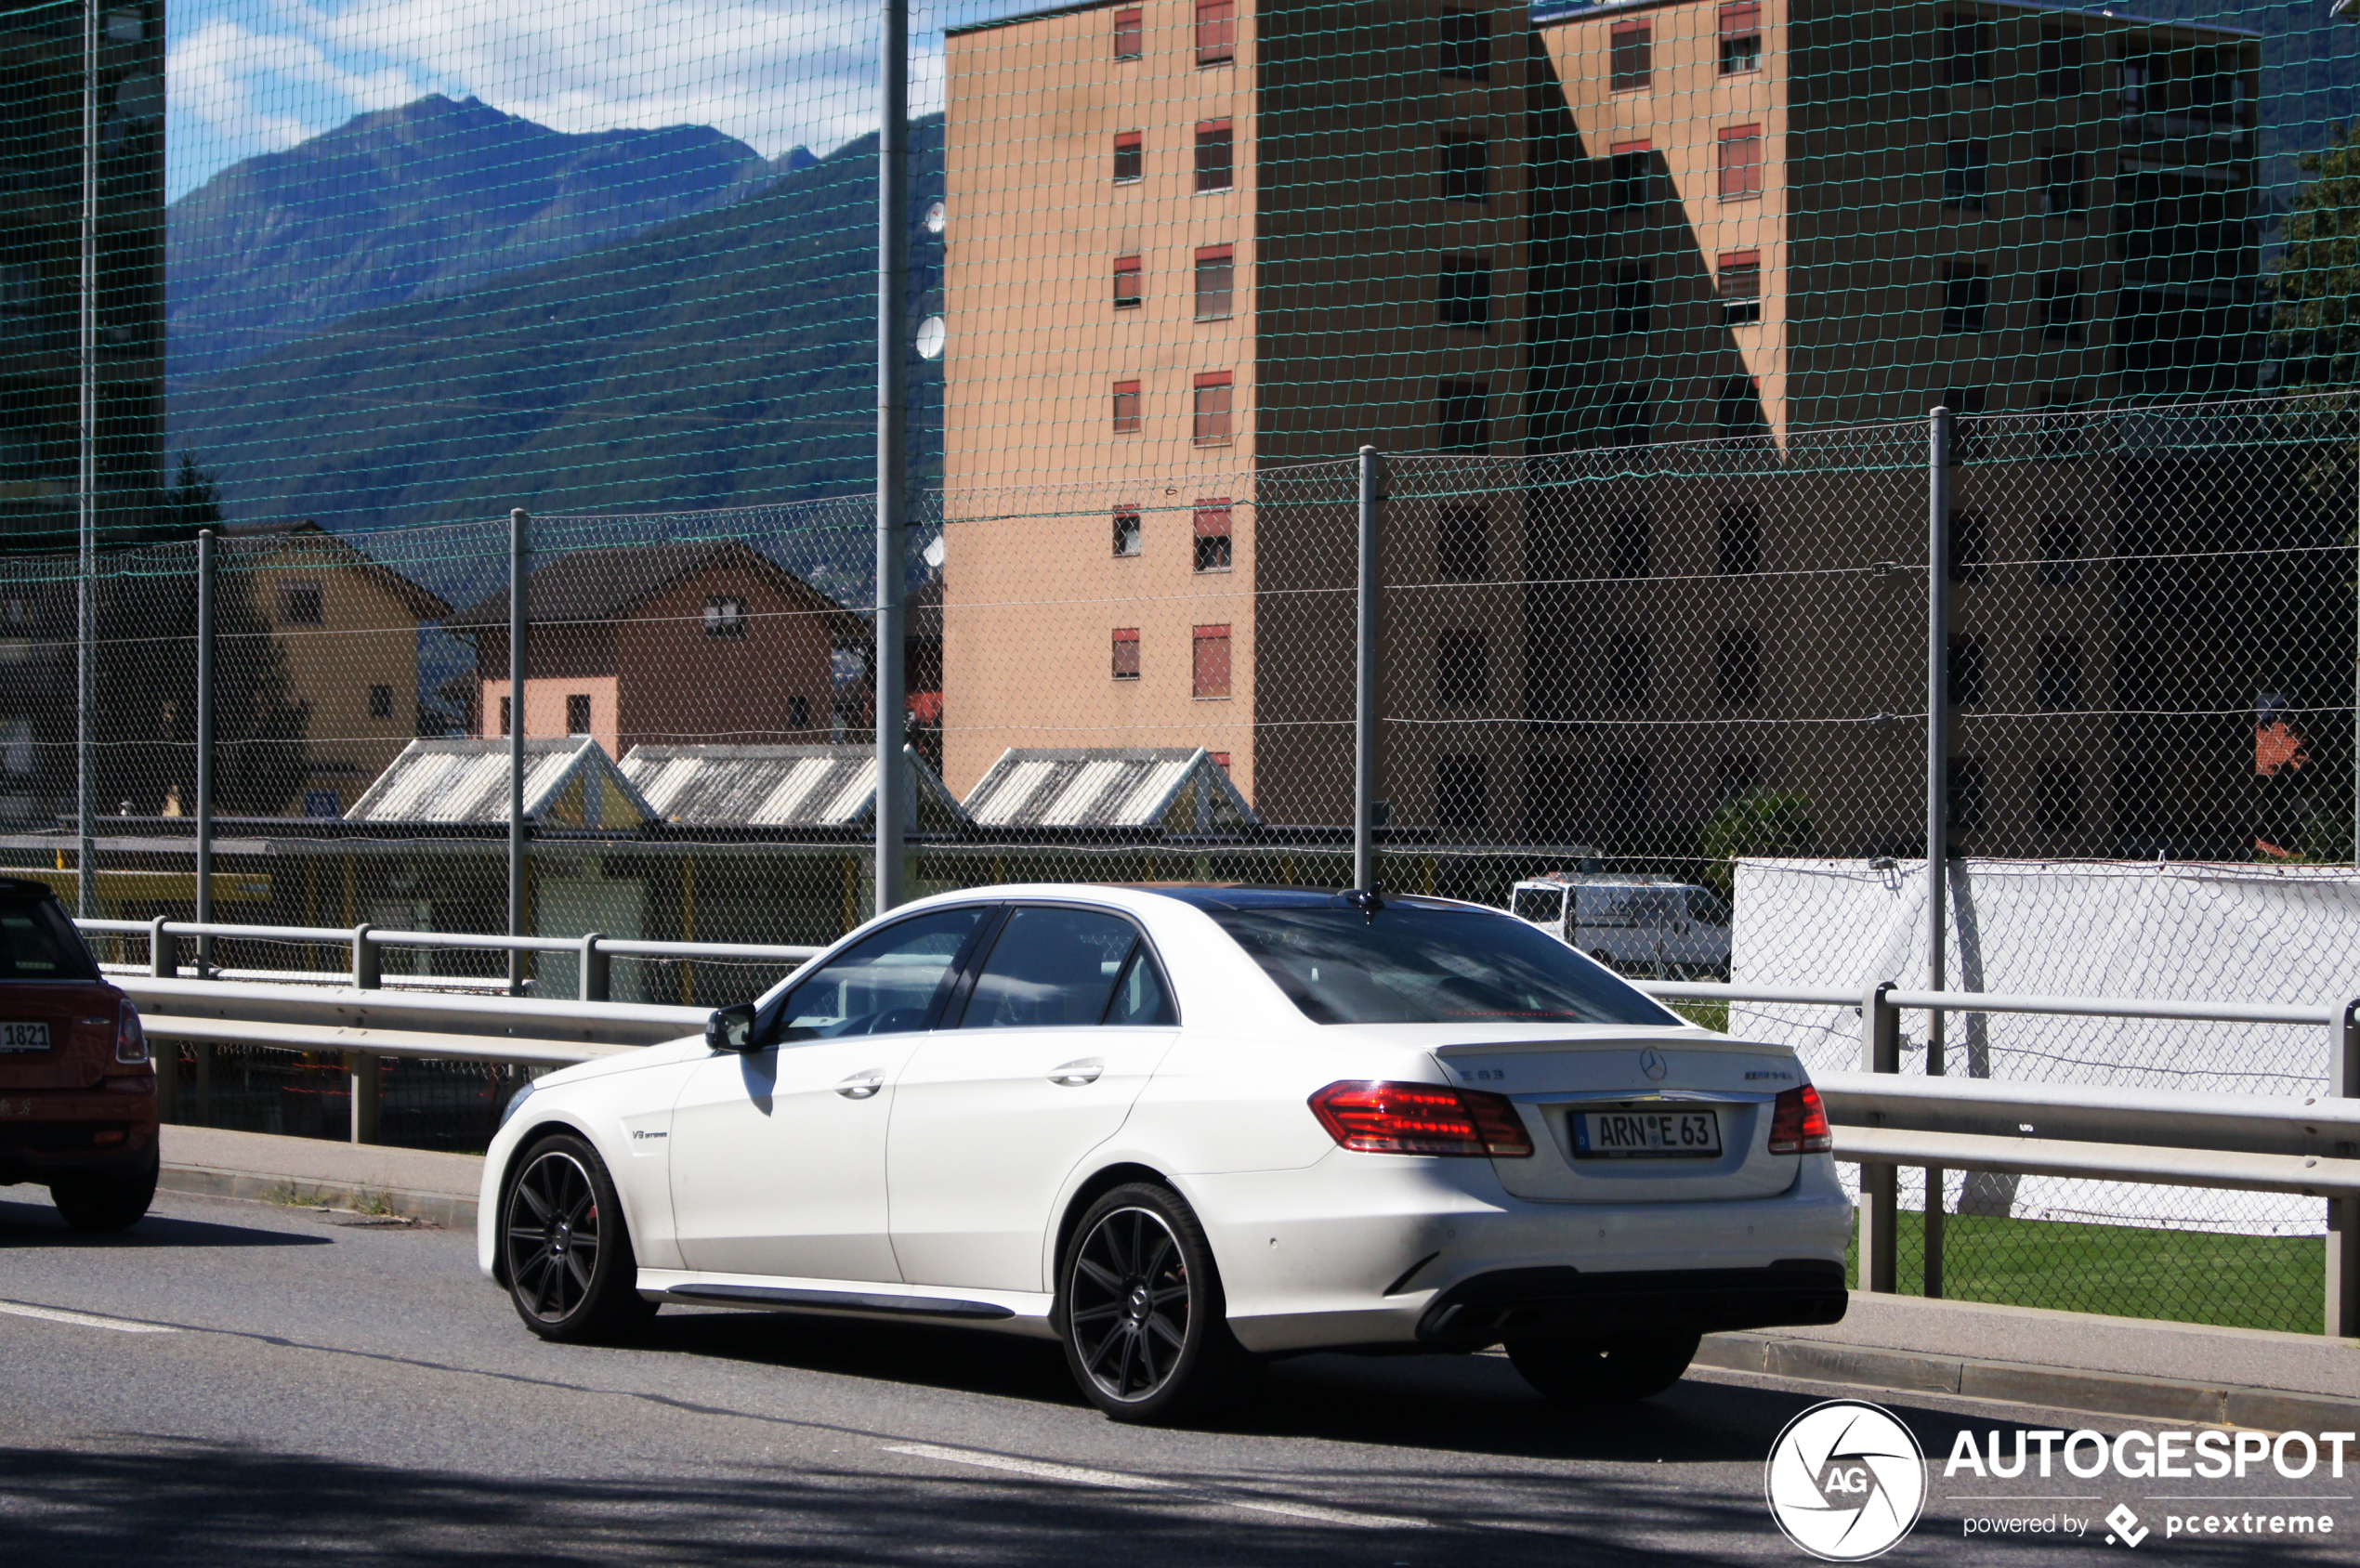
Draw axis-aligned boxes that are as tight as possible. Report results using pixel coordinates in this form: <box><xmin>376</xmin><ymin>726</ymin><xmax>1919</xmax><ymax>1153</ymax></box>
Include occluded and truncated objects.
<box><xmin>874</xmin><ymin>0</ymin><xmax>910</xmax><ymax>917</ymax></box>
<box><xmin>74</xmin><ymin>0</ymin><xmax>96</xmax><ymax>917</ymax></box>
<box><xmin>195</xmin><ymin>529</ymin><xmax>215</xmax><ymax>975</ymax></box>
<box><xmin>1925</xmin><ymin>405</ymin><xmax>1952</xmax><ymax>1300</ymax></box>
<box><xmin>1857</xmin><ymin>979</ymin><xmax>1899</xmax><ymax>1294</ymax></box>
<box><xmin>2328</xmin><ymin>1000</ymin><xmax>2360</xmax><ymax>1337</ymax></box>
<box><xmin>508</xmin><ymin>508</ymin><xmax>528</xmax><ymax>994</ymax></box>
<box><xmin>2351</xmin><ymin>475</ymin><xmax>2357</xmax><ymax>872</ymax></box>
<box><xmin>1355</xmin><ymin>445</ymin><xmax>1381</xmax><ymax>892</ymax></box>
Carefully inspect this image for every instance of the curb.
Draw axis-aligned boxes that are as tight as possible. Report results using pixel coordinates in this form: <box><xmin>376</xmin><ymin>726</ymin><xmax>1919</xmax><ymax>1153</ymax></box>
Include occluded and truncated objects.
<box><xmin>1697</xmin><ymin>1331</ymin><xmax>2360</xmax><ymax>1434</ymax></box>
<box><xmin>159</xmin><ymin>1163</ymin><xmax>477</xmax><ymax>1230</ymax></box>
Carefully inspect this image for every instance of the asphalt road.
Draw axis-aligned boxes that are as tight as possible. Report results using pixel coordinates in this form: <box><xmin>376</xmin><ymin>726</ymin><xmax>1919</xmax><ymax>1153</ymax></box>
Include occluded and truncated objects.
<box><xmin>1</xmin><ymin>1187</ymin><xmax>2350</xmax><ymax>1567</ymax></box>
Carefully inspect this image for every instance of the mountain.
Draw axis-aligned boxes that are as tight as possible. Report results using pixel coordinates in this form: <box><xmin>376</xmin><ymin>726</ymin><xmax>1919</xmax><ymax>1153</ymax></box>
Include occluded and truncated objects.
<box><xmin>167</xmin><ymin>95</ymin><xmax>797</xmax><ymax>381</ymax></box>
<box><xmin>170</xmin><ymin>116</ymin><xmax>944</xmax><ymax>568</ymax></box>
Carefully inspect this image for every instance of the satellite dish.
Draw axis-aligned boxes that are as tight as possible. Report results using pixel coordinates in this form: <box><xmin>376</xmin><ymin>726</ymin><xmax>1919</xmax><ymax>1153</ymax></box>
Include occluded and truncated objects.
<box><xmin>914</xmin><ymin>315</ymin><xmax>946</xmax><ymax>360</ymax></box>
<box><xmin>923</xmin><ymin>200</ymin><xmax>946</xmax><ymax>234</ymax></box>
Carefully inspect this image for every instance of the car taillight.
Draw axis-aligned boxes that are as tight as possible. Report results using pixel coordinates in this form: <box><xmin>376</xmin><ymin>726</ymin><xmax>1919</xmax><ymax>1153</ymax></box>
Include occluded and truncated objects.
<box><xmin>1308</xmin><ymin>1080</ymin><xmax>1534</xmax><ymax>1157</ymax></box>
<box><xmin>113</xmin><ymin>1000</ymin><xmax>148</xmax><ymax>1066</ymax></box>
<box><xmin>1767</xmin><ymin>1083</ymin><xmax>1831</xmax><ymax>1155</ymax></box>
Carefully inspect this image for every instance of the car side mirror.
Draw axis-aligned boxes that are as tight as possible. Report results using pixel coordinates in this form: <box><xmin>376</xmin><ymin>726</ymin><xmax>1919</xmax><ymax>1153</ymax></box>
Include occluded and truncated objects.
<box><xmin>705</xmin><ymin>1002</ymin><xmax>758</xmax><ymax>1053</ymax></box>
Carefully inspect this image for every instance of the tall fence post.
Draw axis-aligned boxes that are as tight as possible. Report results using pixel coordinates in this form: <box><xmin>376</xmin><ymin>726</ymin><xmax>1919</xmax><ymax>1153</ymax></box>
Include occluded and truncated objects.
<box><xmin>874</xmin><ymin>0</ymin><xmax>911</xmax><ymax>919</ymax></box>
<box><xmin>347</xmin><ymin>1052</ymin><xmax>379</xmax><ymax>1146</ymax></box>
<box><xmin>1925</xmin><ymin>405</ymin><xmax>1953</xmax><ymax>1300</ymax></box>
<box><xmin>72</xmin><ymin>0</ymin><xmax>95</xmax><ymax>921</ymax></box>
<box><xmin>579</xmin><ymin>932</ymin><xmax>609</xmax><ymax>1003</ymax></box>
<box><xmin>1355</xmin><ymin>445</ymin><xmax>1382</xmax><ymax>893</ymax></box>
<box><xmin>351</xmin><ymin>922</ymin><xmax>378</xmax><ymax>990</ymax></box>
<box><xmin>507</xmin><ymin>507</ymin><xmax>528</xmax><ymax>995</ymax></box>
<box><xmin>1857</xmin><ymin>979</ymin><xmax>1899</xmax><ymax>1294</ymax></box>
<box><xmin>147</xmin><ymin>915</ymin><xmax>175</xmax><ymax>1121</ymax></box>
<box><xmin>195</xmin><ymin>528</ymin><xmax>216</xmax><ymax>976</ymax></box>
<box><xmin>2331</xmin><ymin>1000</ymin><xmax>2360</xmax><ymax>1339</ymax></box>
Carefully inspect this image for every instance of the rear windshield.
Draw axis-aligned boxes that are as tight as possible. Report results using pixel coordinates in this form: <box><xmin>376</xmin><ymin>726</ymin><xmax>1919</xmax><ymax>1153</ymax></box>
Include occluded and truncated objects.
<box><xmin>1209</xmin><ymin>905</ymin><xmax>1678</xmax><ymax>1026</ymax></box>
<box><xmin>0</xmin><ymin>896</ymin><xmax>98</xmax><ymax>981</ymax></box>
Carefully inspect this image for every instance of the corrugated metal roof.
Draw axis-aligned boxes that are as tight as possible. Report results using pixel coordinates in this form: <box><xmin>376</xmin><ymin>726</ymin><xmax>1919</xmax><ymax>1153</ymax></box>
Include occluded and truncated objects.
<box><xmin>961</xmin><ymin>748</ymin><xmax>1259</xmax><ymax>832</ymax></box>
<box><xmin>345</xmin><ymin>738</ymin><xmax>659</xmax><ymax>828</ymax></box>
<box><xmin>618</xmin><ymin>744</ymin><xmax>968</xmax><ymax>830</ymax></box>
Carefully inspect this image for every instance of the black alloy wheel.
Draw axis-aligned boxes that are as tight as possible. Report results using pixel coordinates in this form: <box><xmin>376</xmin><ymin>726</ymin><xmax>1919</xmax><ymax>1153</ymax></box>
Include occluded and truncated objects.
<box><xmin>1059</xmin><ymin>1182</ymin><xmax>1251</xmax><ymax>1423</ymax></box>
<box><xmin>502</xmin><ymin>1134</ymin><xmax>655</xmax><ymax>1341</ymax></box>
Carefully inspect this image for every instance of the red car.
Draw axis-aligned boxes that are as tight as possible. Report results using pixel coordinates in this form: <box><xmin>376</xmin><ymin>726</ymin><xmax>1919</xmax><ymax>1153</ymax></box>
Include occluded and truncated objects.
<box><xmin>0</xmin><ymin>877</ymin><xmax>156</xmax><ymax>1230</ymax></box>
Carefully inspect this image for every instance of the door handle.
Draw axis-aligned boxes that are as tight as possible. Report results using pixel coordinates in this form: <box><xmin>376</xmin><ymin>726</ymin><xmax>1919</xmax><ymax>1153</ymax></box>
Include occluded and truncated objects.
<box><xmin>1047</xmin><ymin>1058</ymin><xmax>1104</xmax><ymax>1087</ymax></box>
<box><xmin>835</xmin><ymin>1070</ymin><xmax>886</xmax><ymax>1100</ymax></box>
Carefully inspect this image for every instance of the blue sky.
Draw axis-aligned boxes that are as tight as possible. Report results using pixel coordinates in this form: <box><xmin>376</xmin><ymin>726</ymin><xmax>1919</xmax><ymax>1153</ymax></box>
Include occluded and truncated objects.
<box><xmin>164</xmin><ymin>0</ymin><xmax>1004</xmax><ymax>202</ymax></box>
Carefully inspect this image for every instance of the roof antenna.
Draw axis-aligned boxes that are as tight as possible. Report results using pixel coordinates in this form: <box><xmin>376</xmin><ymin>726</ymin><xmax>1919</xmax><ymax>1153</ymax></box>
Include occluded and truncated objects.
<box><xmin>1347</xmin><ymin>884</ymin><xmax>1385</xmax><ymax>919</ymax></box>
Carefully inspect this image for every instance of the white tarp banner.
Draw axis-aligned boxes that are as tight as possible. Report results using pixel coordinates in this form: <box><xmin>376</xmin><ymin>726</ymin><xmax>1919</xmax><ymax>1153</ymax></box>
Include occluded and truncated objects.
<box><xmin>1730</xmin><ymin>857</ymin><xmax>2360</xmax><ymax>1236</ymax></box>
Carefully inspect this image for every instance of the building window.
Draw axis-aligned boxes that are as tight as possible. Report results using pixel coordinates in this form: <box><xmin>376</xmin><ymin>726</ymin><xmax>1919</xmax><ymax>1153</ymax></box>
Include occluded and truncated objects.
<box><xmin>1113</xmin><ymin>379</ymin><xmax>1142</xmax><ymax>434</ymax></box>
<box><xmin>1113</xmin><ymin>7</ymin><xmax>1141</xmax><ymax>59</ymax></box>
<box><xmin>1436</xmin><ymin>631</ymin><xmax>1488</xmax><ymax>705</ymax></box>
<box><xmin>1606</xmin><ymin>752</ymin><xmax>1651</xmax><ymax>850</ymax></box>
<box><xmin>1436</xmin><ymin>754</ymin><xmax>1489</xmax><ymax>831</ymax></box>
<box><xmin>2038</xmin><ymin>271</ymin><xmax>2083</xmax><ymax>342</ymax></box>
<box><xmin>1604</xmin><ymin>384</ymin><xmax>1653</xmax><ymax>446</ymax></box>
<box><xmin>1609</xmin><ymin>140</ymin><xmax>1652</xmax><ymax>210</ymax></box>
<box><xmin>2036</xmin><ymin>756</ymin><xmax>2083</xmax><ymax>833</ymax></box>
<box><xmin>1608</xmin><ymin>511</ymin><xmax>1650</xmax><ymax>579</ymax></box>
<box><xmin>1718</xmin><ymin>250</ymin><xmax>1761</xmax><ymax>324</ymax></box>
<box><xmin>2036</xmin><ymin>636</ymin><xmax>2081</xmax><ymax>711</ymax></box>
<box><xmin>1941</xmin><ymin>11</ymin><xmax>1992</xmax><ymax>85</ymax></box>
<box><xmin>1113</xmin><ymin>131</ymin><xmax>1142</xmax><ymax>183</ymax></box>
<box><xmin>1719</xmin><ymin>754</ymin><xmax>1762</xmax><ymax>801</ymax></box>
<box><xmin>1719</xmin><ymin>1</ymin><xmax>1761</xmax><ymax>73</ymax></box>
<box><xmin>1437</xmin><ymin>380</ymin><xmax>1489</xmax><ymax>452</ymax></box>
<box><xmin>2037</xmin><ymin>515</ymin><xmax>2083</xmax><ymax>585</ymax></box>
<box><xmin>1440</xmin><ymin>131</ymin><xmax>1488</xmax><ymax>203</ymax></box>
<box><xmin>1948</xmin><ymin>508</ymin><xmax>1988</xmax><ymax>581</ymax></box>
<box><xmin>1943</xmin><ymin>139</ymin><xmax>1987</xmax><ymax>211</ymax></box>
<box><xmin>1605</xmin><ymin>629</ymin><xmax>1649</xmax><ymax>709</ymax></box>
<box><xmin>2039</xmin><ymin>23</ymin><xmax>2085</xmax><ymax>96</ymax></box>
<box><xmin>1113</xmin><ymin>508</ymin><xmax>1143</xmax><ymax>556</ymax></box>
<box><xmin>1611</xmin><ymin>20</ymin><xmax>1651</xmax><ymax>91</ymax></box>
<box><xmin>790</xmin><ymin>694</ymin><xmax>811</xmax><ymax>728</ymax></box>
<box><xmin>1717</xmin><ymin>503</ymin><xmax>1763</xmax><ymax>575</ymax></box>
<box><xmin>1716</xmin><ymin>627</ymin><xmax>1763</xmax><ymax>707</ymax></box>
<box><xmin>1193</xmin><ymin>498</ymin><xmax>1233</xmax><ymax>572</ymax></box>
<box><xmin>1718</xmin><ymin>124</ymin><xmax>1763</xmax><ymax>200</ymax></box>
<box><xmin>1941</xmin><ymin>265</ymin><xmax>1989</xmax><ymax>333</ymax></box>
<box><xmin>1717</xmin><ymin>377</ymin><xmax>1767</xmax><ymax>439</ymax></box>
<box><xmin>1192</xmin><ymin>624</ymin><xmax>1231</xmax><ymax>698</ymax></box>
<box><xmin>498</xmin><ymin>695</ymin><xmax>513</xmax><ymax>737</ymax></box>
<box><xmin>1437</xmin><ymin>255</ymin><xmax>1491</xmax><ymax>329</ymax></box>
<box><xmin>1440</xmin><ymin>7</ymin><xmax>1490</xmax><ymax>82</ymax></box>
<box><xmin>1947</xmin><ymin>634</ymin><xmax>1986</xmax><ymax>708</ymax></box>
<box><xmin>1194</xmin><ymin>119</ymin><xmax>1232</xmax><ymax>192</ymax></box>
<box><xmin>1947</xmin><ymin>756</ymin><xmax>1986</xmax><ymax>834</ymax></box>
<box><xmin>1437</xmin><ymin>504</ymin><xmax>1488</xmax><ymax>581</ymax></box>
<box><xmin>1112</xmin><ymin>628</ymin><xmax>1141</xmax><ymax>681</ymax></box>
<box><xmin>704</xmin><ymin>595</ymin><xmax>747</xmax><ymax>637</ymax></box>
<box><xmin>369</xmin><ymin>684</ymin><xmax>393</xmax><ymax>720</ymax></box>
<box><xmin>277</xmin><ymin>581</ymin><xmax>322</xmax><ymax>625</ymax></box>
<box><xmin>1192</xmin><ymin>372</ymin><xmax>1232</xmax><ymax>444</ymax></box>
<box><xmin>566</xmin><ymin>693</ymin><xmax>593</xmax><ymax>735</ymax></box>
<box><xmin>1196</xmin><ymin>0</ymin><xmax>1233</xmax><ymax>65</ymax></box>
<box><xmin>1610</xmin><ymin>262</ymin><xmax>1652</xmax><ymax>336</ymax></box>
<box><xmin>1113</xmin><ymin>254</ymin><xmax>1142</xmax><ymax>309</ymax></box>
<box><xmin>2040</xmin><ymin>148</ymin><xmax>2087</xmax><ymax>216</ymax></box>
<box><xmin>1194</xmin><ymin>244</ymin><xmax>1233</xmax><ymax>319</ymax></box>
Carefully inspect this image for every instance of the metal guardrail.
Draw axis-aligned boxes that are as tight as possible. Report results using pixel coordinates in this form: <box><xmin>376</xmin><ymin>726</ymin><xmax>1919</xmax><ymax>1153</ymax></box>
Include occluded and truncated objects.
<box><xmin>1638</xmin><ymin>979</ymin><xmax>2360</xmax><ymax>1338</ymax></box>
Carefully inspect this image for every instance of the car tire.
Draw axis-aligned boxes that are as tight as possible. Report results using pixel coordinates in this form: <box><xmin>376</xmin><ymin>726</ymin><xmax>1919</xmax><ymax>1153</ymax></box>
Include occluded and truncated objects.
<box><xmin>1505</xmin><ymin>1329</ymin><xmax>1699</xmax><ymax>1404</ymax></box>
<box><xmin>49</xmin><ymin>1146</ymin><xmax>157</xmax><ymax>1232</ymax></box>
<box><xmin>501</xmin><ymin>1132</ymin><xmax>658</xmax><ymax>1342</ymax></box>
<box><xmin>1057</xmin><ymin>1182</ymin><xmax>1252</xmax><ymax>1425</ymax></box>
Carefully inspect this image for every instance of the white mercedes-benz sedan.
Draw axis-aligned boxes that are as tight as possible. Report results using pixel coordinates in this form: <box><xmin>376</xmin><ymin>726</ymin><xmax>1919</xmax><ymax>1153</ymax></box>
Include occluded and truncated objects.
<box><xmin>479</xmin><ymin>884</ymin><xmax>1851</xmax><ymax>1422</ymax></box>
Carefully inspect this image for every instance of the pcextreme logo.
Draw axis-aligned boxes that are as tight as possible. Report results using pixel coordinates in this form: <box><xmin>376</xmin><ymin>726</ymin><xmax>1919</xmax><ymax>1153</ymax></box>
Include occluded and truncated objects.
<box><xmin>1764</xmin><ymin>1399</ymin><xmax>1929</xmax><ymax>1561</ymax></box>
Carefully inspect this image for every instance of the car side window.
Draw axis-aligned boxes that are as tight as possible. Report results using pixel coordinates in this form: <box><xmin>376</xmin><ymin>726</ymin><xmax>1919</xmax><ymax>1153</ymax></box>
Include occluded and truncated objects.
<box><xmin>773</xmin><ymin>908</ymin><xmax>987</xmax><ymax>1044</ymax></box>
<box><xmin>956</xmin><ymin>906</ymin><xmax>1149</xmax><ymax>1029</ymax></box>
<box><xmin>1103</xmin><ymin>943</ymin><xmax>1177</xmax><ymax>1026</ymax></box>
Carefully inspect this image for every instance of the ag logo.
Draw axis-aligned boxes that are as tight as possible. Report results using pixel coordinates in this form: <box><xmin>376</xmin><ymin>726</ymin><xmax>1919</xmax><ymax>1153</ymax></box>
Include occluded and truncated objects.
<box><xmin>1763</xmin><ymin>1399</ymin><xmax>1927</xmax><ymax>1561</ymax></box>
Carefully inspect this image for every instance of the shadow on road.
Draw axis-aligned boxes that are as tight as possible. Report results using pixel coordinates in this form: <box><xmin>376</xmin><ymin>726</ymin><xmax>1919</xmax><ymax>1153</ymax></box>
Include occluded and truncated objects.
<box><xmin>0</xmin><ymin>1195</ymin><xmax>332</xmax><ymax>1248</ymax></box>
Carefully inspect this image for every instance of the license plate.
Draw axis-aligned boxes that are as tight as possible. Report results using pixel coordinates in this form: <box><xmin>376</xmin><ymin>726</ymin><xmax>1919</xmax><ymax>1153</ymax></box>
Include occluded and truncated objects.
<box><xmin>0</xmin><ymin>1021</ymin><xmax>48</xmax><ymax>1051</ymax></box>
<box><xmin>1571</xmin><ymin>1108</ymin><xmax>1722</xmax><ymax>1159</ymax></box>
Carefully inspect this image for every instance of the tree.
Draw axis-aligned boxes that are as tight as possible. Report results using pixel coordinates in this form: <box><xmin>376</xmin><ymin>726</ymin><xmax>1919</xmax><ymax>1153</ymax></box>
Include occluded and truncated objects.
<box><xmin>2272</xmin><ymin>124</ymin><xmax>2360</xmax><ymax>386</ymax></box>
<box><xmin>1698</xmin><ymin>788</ymin><xmax>1816</xmax><ymax>905</ymax></box>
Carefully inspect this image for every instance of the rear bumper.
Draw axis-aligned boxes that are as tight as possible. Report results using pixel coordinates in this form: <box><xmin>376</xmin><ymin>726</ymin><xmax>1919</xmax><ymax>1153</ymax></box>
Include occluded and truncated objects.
<box><xmin>1415</xmin><ymin>1259</ymin><xmax>1847</xmax><ymax>1351</ymax></box>
<box><xmin>0</xmin><ymin>1084</ymin><xmax>158</xmax><ymax>1186</ymax></box>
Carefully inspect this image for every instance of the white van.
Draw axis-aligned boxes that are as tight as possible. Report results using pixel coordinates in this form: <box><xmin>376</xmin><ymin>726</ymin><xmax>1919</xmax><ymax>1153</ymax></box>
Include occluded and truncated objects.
<box><xmin>1507</xmin><ymin>874</ymin><xmax>1732</xmax><ymax>978</ymax></box>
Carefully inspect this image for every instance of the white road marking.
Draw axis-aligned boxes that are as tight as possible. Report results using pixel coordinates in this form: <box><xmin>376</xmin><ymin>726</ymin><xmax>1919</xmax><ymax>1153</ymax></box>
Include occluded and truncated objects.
<box><xmin>881</xmin><ymin>1442</ymin><xmax>1424</xmax><ymax>1530</ymax></box>
<box><xmin>0</xmin><ymin>1300</ymin><xmax>177</xmax><ymax>1334</ymax></box>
